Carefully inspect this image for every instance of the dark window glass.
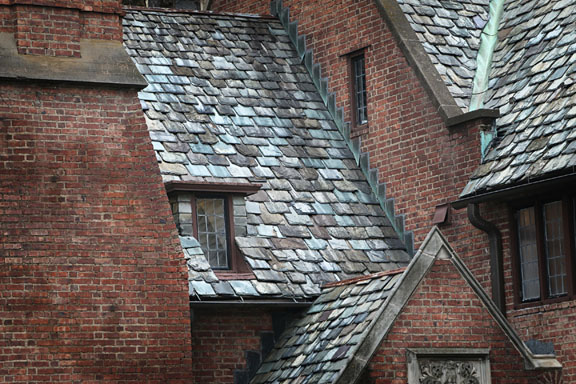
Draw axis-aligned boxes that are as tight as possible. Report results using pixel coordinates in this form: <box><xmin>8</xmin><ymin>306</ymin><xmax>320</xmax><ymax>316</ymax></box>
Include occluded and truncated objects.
<box><xmin>517</xmin><ymin>207</ymin><xmax>540</xmax><ymax>301</ymax></box>
<box><xmin>197</xmin><ymin>198</ymin><xmax>229</xmax><ymax>269</ymax></box>
<box><xmin>352</xmin><ymin>54</ymin><xmax>368</xmax><ymax>126</ymax></box>
<box><xmin>543</xmin><ymin>201</ymin><xmax>567</xmax><ymax>296</ymax></box>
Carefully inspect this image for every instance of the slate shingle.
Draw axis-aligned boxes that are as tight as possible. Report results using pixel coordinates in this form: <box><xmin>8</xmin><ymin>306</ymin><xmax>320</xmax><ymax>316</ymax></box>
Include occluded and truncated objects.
<box><xmin>398</xmin><ymin>0</ymin><xmax>490</xmax><ymax>110</ymax></box>
<box><xmin>123</xmin><ymin>10</ymin><xmax>410</xmax><ymax>301</ymax></box>
<box><xmin>250</xmin><ymin>270</ymin><xmax>404</xmax><ymax>383</ymax></box>
<box><xmin>461</xmin><ymin>0</ymin><xmax>576</xmax><ymax>196</ymax></box>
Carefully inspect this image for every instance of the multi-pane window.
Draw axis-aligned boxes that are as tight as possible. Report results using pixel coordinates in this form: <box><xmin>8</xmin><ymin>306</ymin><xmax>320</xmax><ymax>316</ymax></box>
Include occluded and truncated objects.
<box><xmin>351</xmin><ymin>53</ymin><xmax>368</xmax><ymax>126</ymax></box>
<box><xmin>166</xmin><ymin>181</ymin><xmax>259</xmax><ymax>276</ymax></box>
<box><xmin>196</xmin><ymin>198</ymin><xmax>229</xmax><ymax>269</ymax></box>
<box><xmin>513</xmin><ymin>197</ymin><xmax>575</xmax><ymax>304</ymax></box>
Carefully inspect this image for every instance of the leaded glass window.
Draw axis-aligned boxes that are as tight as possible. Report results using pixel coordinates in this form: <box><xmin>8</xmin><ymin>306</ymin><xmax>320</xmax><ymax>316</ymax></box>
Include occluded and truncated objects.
<box><xmin>517</xmin><ymin>207</ymin><xmax>540</xmax><ymax>301</ymax></box>
<box><xmin>513</xmin><ymin>196</ymin><xmax>575</xmax><ymax>305</ymax></box>
<box><xmin>197</xmin><ymin>198</ymin><xmax>229</xmax><ymax>269</ymax></box>
<box><xmin>543</xmin><ymin>201</ymin><xmax>567</xmax><ymax>296</ymax></box>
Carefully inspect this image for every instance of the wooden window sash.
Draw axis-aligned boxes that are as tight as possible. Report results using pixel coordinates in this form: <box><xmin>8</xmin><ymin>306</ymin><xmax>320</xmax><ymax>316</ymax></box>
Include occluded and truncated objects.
<box><xmin>512</xmin><ymin>195</ymin><xmax>575</xmax><ymax>308</ymax></box>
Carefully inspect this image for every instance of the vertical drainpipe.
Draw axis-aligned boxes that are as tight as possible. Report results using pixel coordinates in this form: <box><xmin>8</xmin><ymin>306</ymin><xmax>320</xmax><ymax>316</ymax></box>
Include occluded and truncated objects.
<box><xmin>466</xmin><ymin>0</ymin><xmax>506</xmax><ymax>314</ymax></box>
<box><xmin>467</xmin><ymin>203</ymin><xmax>505</xmax><ymax>314</ymax></box>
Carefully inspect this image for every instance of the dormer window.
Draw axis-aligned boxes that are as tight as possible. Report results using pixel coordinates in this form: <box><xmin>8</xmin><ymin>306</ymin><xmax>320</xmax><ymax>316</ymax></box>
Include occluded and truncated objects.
<box><xmin>166</xmin><ymin>181</ymin><xmax>260</xmax><ymax>277</ymax></box>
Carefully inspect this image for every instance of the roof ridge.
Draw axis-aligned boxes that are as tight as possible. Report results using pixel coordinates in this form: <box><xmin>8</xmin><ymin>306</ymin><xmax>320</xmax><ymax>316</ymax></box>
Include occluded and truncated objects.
<box><xmin>322</xmin><ymin>267</ymin><xmax>406</xmax><ymax>288</ymax></box>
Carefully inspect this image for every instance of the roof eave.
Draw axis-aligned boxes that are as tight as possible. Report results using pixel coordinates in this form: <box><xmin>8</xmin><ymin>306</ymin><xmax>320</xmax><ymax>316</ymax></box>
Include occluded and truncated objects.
<box><xmin>453</xmin><ymin>171</ymin><xmax>576</xmax><ymax>209</ymax></box>
<box><xmin>372</xmin><ymin>0</ymin><xmax>500</xmax><ymax>128</ymax></box>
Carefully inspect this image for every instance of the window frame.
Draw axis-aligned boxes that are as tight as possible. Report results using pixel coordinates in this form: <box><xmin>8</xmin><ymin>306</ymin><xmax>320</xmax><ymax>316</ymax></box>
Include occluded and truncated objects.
<box><xmin>166</xmin><ymin>181</ymin><xmax>261</xmax><ymax>279</ymax></box>
<box><xmin>191</xmin><ymin>193</ymin><xmax>234</xmax><ymax>271</ymax></box>
<box><xmin>510</xmin><ymin>194</ymin><xmax>576</xmax><ymax>308</ymax></box>
<box><xmin>348</xmin><ymin>49</ymin><xmax>369</xmax><ymax>134</ymax></box>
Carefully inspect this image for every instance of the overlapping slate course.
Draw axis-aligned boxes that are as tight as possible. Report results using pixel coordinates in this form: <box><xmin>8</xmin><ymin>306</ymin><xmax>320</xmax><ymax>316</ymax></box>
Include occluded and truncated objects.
<box><xmin>123</xmin><ymin>9</ymin><xmax>410</xmax><ymax>300</ymax></box>
<box><xmin>461</xmin><ymin>0</ymin><xmax>576</xmax><ymax>196</ymax></box>
<box><xmin>397</xmin><ymin>0</ymin><xmax>490</xmax><ymax>110</ymax></box>
<box><xmin>251</xmin><ymin>270</ymin><xmax>404</xmax><ymax>384</ymax></box>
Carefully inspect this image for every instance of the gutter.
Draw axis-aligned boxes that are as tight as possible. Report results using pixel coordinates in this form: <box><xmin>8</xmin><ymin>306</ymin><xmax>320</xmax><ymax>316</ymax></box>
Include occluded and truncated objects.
<box><xmin>453</xmin><ymin>172</ymin><xmax>576</xmax><ymax>209</ymax></box>
<box><xmin>189</xmin><ymin>300</ymin><xmax>313</xmax><ymax>308</ymax></box>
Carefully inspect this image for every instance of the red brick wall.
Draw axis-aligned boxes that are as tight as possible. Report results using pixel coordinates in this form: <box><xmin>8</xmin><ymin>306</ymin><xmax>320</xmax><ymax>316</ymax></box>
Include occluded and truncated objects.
<box><xmin>0</xmin><ymin>81</ymin><xmax>193</xmax><ymax>382</ymax></box>
<box><xmin>477</xmin><ymin>203</ymin><xmax>576</xmax><ymax>383</ymax></box>
<box><xmin>211</xmin><ymin>0</ymin><xmax>269</xmax><ymax>14</ymax></box>
<box><xmin>360</xmin><ymin>259</ymin><xmax>552</xmax><ymax>383</ymax></box>
<box><xmin>0</xmin><ymin>1</ymin><xmax>122</xmax><ymax>56</ymax></box>
<box><xmin>191</xmin><ymin>308</ymin><xmax>274</xmax><ymax>383</ymax></box>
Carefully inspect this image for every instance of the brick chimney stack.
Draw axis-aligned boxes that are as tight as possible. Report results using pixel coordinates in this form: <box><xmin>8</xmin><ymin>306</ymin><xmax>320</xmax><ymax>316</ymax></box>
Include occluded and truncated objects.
<box><xmin>0</xmin><ymin>1</ymin><xmax>194</xmax><ymax>382</ymax></box>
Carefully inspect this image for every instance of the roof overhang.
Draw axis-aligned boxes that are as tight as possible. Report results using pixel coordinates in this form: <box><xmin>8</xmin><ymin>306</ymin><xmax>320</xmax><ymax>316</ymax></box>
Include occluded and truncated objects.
<box><xmin>165</xmin><ymin>180</ymin><xmax>263</xmax><ymax>195</ymax></box>
<box><xmin>453</xmin><ymin>171</ymin><xmax>576</xmax><ymax>209</ymax></box>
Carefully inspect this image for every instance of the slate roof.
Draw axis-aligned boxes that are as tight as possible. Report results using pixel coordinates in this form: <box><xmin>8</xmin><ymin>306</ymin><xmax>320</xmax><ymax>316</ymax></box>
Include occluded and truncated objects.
<box><xmin>461</xmin><ymin>0</ymin><xmax>576</xmax><ymax>197</ymax></box>
<box><xmin>122</xmin><ymin>9</ymin><xmax>410</xmax><ymax>300</ymax></box>
<box><xmin>397</xmin><ymin>0</ymin><xmax>490</xmax><ymax>110</ymax></box>
<box><xmin>250</xmin><ymin>269</ymin><xmax>405</xmax><ymax>384</ymax></box>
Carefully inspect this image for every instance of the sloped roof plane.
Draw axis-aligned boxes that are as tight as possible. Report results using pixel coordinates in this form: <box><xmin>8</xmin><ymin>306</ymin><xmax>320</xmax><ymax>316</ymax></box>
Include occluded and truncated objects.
<box><xmin>122</xmin><ymin>8</ymin><xmax>411</xmax><ymax>301</ymax></box>
<box><xmin>461</xmin><ymin>0</ymin><xmax>576</xmax><ymax>197</ymax></box>
<box><xmin>397</xmin><ymin>0</ymin><xmax>490</xmax><ymax>111</ymax></box>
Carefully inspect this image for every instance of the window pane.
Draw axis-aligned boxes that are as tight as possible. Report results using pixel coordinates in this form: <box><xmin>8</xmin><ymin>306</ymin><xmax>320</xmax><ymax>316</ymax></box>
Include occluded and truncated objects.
<box><xmin>197</xmin><ymin>198</ymin><xmax>229</xmax><ymax>269</ymax></box>
<box><xmin>544</xmin><ymin>201</ymin><xmax>567</xmax><ymax>297</ymax></box>
<box><xmin>517</xmin><ymin>207</ymin><xmax>540</xmax><ymax>301</ymax></box>
<box><xmin>352</xmin><ymin>54</ymin><xmax>368</xmax><ymax>125</ymax></box>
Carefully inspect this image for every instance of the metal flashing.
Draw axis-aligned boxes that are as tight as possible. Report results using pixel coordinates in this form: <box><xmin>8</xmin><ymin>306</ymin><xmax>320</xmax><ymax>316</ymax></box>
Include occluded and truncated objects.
<box><xmin>269</xmin><ymin>0</ymin><xmax>414</xmax><ymax>255</ymax></box>
<box><xmin>469</xmin><ymin>0</ymin><xmax>505</xmax><ymax>111</ymax></box>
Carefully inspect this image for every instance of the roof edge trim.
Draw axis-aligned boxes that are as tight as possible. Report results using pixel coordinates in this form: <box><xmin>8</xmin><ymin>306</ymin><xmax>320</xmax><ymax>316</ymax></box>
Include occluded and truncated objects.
<box><xmin>165</xmin><ymin>180</ymin><xmax>263</xmax><ymax>195</ymax></box>
<box><xmin>335</xmin><ymin>227</ymin><xmax>441</xmax><ymax>384</ymax></box>
<box><xmin>446</xmin><ymin>108</ymin><xmax>500</xmax><ymax>128</ymax></box>
<box><xmin>453</xmin><ymin>171</ymin><xmax>576</xmax><ymax>209</ymax></box>
<box><xmin>372</xmin><ymin>0</ymin><xmax>464</xmax><ymax>123</ymax></box>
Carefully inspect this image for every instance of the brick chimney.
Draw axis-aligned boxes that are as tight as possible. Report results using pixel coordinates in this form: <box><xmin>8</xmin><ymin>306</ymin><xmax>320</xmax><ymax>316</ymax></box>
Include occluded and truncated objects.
<box><xmin>0</xmin><ymin>1</ymin><xmax>193</xmax><ymax>382</ymax></box>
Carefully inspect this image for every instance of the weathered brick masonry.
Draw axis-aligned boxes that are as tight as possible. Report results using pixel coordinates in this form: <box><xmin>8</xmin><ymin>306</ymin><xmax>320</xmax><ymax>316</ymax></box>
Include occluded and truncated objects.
<box><xmin>191</xmin><ymin>308</ymin><xmax>275</xmax><ymax>384</ymax></box>
<box><xmin>359</xmin><ymin>259</ymin><xmax>546</xmax><ymax>384</ymax></box>
<box><xmin>0</xmin><ymin>1</ymin><xmax>193</xmax><ymax>382</ymax></box>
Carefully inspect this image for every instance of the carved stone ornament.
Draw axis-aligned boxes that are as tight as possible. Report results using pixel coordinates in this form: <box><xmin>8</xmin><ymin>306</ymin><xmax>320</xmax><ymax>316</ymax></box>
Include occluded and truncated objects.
<box><xmin>407</xmin><ymin>349</ymin><xmax>491</xmax><ymax>384</ymax></box>
<box><xmin>418</xmin><ymin>359</ymin><xmax>480</xmax><ymax>384</ymax></box>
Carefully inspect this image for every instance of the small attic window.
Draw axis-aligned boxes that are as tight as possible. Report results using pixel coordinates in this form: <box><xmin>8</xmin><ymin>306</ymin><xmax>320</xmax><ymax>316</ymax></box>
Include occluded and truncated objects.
<box><xmin>166</xmin><ymin>181</ymin><xmax>261</xmax><ymax>276</ymax></box>
<box><xmin>195</xmin><ymin>196</ymin><xmax>230</xmax><ymax>269</ymax></box>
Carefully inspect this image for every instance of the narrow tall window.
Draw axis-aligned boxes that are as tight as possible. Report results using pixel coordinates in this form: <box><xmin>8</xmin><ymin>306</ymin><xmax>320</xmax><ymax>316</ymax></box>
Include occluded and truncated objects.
<box><xmin>513</xmin><ymin>196</ymin><xmax>575</xmax><ymax>305</ymax></box>
<box><xmin>543</xmin><ymin>201</ymin><xmax>567</xmax><ymax>296</ymax></box>
<box><xmin>351</xmin><ymin>53</ymin><xmax>368</xmax><ymax>126</ymax></box>
<box><xmin>517</xmin><ymin>207</ymin><xmax>540</xmax><ymax>301</ymax></box>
